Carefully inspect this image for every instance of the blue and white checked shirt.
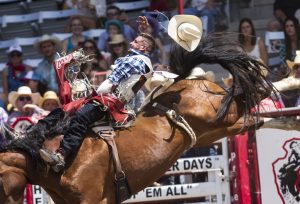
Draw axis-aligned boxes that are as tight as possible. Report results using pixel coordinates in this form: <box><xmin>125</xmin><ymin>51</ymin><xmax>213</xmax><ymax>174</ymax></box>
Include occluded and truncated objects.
<box><xmin>108</xmin><ymin>49</ymin><xmax>150</xmax><ymax>84</ymax></box>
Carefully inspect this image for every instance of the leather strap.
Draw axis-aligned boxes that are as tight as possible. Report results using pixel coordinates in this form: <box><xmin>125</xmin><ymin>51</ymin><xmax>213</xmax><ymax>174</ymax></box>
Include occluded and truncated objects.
<box><xmin>100</xmin><ymin>133</ymin><xmax>131</xmax><ymax>203</ymax></box>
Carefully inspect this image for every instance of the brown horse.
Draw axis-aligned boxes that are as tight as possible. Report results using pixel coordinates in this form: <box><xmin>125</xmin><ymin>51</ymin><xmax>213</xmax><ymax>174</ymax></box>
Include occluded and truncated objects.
<box><xmin>0</xmin><ymin>35</ymin><xmax>275</xmax><ymax>203</ymax></box>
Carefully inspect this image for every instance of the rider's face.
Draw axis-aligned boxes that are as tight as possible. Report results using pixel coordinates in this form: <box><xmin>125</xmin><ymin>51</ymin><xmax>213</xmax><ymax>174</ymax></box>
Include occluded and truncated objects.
<box><xmin>130</xmin><ymin>36</ymin><xmax>147</xmax><ymax>52</ymax></box>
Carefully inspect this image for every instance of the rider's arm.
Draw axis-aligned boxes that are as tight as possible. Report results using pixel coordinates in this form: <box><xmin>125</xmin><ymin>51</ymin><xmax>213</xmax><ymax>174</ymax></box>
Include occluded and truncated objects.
<box><xmin>96</xmin><ymin>79</ymin><xmax>114</xmax><ymax>94</ymax></box>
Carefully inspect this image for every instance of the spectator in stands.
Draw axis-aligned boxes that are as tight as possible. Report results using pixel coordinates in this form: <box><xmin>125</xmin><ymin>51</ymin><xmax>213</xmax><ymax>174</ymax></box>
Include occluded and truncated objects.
<box><xmin>21</xmin><ymin>70</ymin><xmax>46</xmax><ymax>94</ymax></box>
<box><xmin>238</xmin><ymin>18</ymin><xmax>269</xmax><ymax>65</ymax></box>
<box><xmin>1</xmin><ymin>45</ymin><xmax>32</xmax><ymax>105</ymax></box>
<box><xmin>97</xmin><ymin>5</ymin><xmax>136</xmax><ymax>51</ymax></box>
<box><xmin>100</xmin><ymin>19</ymin><xmax>125</xmax><ymax>52</ymax></box>
<box><xmin>40</xmin><ymin>91</ymin><xmax>61</xmax><ymax>112</ymax></box>
<box><xmin>273</xmin><ymin>0</ymin><xmax>300</xmax><ymax>25</ymax></box>
<box><xmin>138</xmin><ymin>16</ymin><xmax>167</xmax><ymax>65</ymax></box>
<box><xmin>7</xmin><ymin>86</ymin><xmax>42</xmax><ymax>126</ymax></box>
<box><xmin>273</xmin><ymin>51</ymin><xmax>300</xmax><ymax>107</ymax></box>
<box><xmin>62</xmin><ymin>16</ymin><xmax>88</xmax><ymax>54</ymax></box>
<box><xmin>34</xmin><ymin>34</ymin><xmax>62</xmax><ymax>93</ymax></box>
<box><xmin>283</xmin><ymin>17</ymin><xmax>300</xmax><ymax>61</ymax></box>
<box><xmin>81</xmin><ymin>39</ymin><xmax>110</xmax><ymax>77</ymax></box>
<box><xmin>184</xmin><ymin>0</ymin><xmax>219</xmax><ymax>33</ymax></box>
<box><xmin>107</xmin><ymin>34</ymin><xmax>128</xmax><ymax>66</ymax></box>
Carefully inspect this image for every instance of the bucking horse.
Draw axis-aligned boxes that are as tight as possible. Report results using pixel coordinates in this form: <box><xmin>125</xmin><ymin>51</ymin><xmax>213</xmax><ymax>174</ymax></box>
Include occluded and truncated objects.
<box><xmin>0</xmin><ymin>34</ymin><xmax>275</xmax><ymax>203</ymax></box>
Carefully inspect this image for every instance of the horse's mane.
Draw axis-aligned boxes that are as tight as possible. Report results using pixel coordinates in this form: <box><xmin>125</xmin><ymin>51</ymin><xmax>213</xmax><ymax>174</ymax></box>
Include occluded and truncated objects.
<box><xmin>169</xmin><ymin>33</ymin><xmax>275</xmax><ymax>123</ymax></box>
<box><xmin>0</xmin><ymin>109</ymin><xmax>70</xmax><ymax>167</ymax></box>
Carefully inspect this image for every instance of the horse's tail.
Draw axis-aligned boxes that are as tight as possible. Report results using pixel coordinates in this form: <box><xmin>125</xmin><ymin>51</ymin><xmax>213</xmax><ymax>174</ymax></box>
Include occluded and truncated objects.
<box><xmin>169</xmin><ymin>33</ymin><xmax>275</xmax><ymax>123</ymax></box>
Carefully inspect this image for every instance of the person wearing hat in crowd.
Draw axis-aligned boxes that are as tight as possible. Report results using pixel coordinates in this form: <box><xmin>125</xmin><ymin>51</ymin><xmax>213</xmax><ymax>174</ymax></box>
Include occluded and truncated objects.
<box><xmin>1</xmin><ymin>45</ymin><xmax>32</xmax><ymax>104</ymax></box>
<box><xmin>33</xmin><ymin>34</ymin><xmax>62</xmax><ymax>94</ymax></box>
<box><xmin>40</xmin><ymin>91</ymin><xmax>61</xmax><ymax>112</ymax></box>
<box><xmin>7</xmin><ymin>86</ymin><xmax>42</xmax><ymax>126</ymax></box>
<box><xmin>98</xmin><ymin>19</ymin><xmax>125</xmax><ymax>52</ymax></box>
<box><xmin>273</xmin><ymin>50</ymin><xmax>300</xmax><ymax>107</ymax></box>
<box><xmin>97</xmin><ymin>5</ymin><xmax>136</xmax><ymax>51</ymax></box>
<box><xmin>107</xmin><ymin>34</ymin><xmax>128</xmax><ymax>66</ymax></box>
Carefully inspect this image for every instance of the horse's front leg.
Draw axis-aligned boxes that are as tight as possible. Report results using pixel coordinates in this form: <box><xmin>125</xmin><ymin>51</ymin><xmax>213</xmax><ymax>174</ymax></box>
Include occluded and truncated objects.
<box><xmin>0</xmin><ymin>172</ymin><xmax>27</xmax><ymax>204</ymax></box>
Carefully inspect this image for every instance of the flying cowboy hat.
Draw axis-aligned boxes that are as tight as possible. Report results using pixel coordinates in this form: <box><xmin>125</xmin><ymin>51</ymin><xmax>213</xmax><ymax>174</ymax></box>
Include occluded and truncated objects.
<box><xmin>168</xmin><ymin>15</ymin><xmax>203</xmax><ymax>52</ymax></box>
<box><xmin>286</xmin><ymin>50</ymin><xmax>300</xmax><ymax>69</ymax></box>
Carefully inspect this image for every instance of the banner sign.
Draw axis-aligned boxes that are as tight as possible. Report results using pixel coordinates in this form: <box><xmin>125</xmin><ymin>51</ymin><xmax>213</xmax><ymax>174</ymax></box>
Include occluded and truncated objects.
<box><xmin>124</xmin><ymin>182</ymin><xmax>221</xmax><ymax>203</ymax></box>
<box><xmin>166</xmin><ymin>155</ymin><xmax>224</xmax><ymax>175</ymax></box>
<box><xmin>256</xmin><ymin>128</ymin><xmax>300</xmax><ymax>204</ymax></box>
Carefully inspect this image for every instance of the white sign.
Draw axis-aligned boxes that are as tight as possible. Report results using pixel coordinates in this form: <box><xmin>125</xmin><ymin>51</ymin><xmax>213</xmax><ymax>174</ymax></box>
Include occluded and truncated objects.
<box><xmin>256</xmin><ymin>128</ymin><xmax>300</xmax><ymax>204</ymax></box>
<box><xmin>166</xmin><ymin>156</ymin><xmax>224</xmax><ymax>174</ymax></box>
<box><xmin>32</xmin><ymin>185</ymin><xmax>44</xmax><ymax>204</ymax></box>
<box><xmin>124</xmin><ymin>182</ymin><xmax>221</xmax><ymax>203</ymax></box>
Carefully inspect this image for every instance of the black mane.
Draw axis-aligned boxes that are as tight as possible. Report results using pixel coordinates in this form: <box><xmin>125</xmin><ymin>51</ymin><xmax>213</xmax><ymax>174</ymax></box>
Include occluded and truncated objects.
<box><xmin>0</xmin><ymin>108</ymin><xmax>70</xmax><ymax>167</ymax></box>
<box><xmin>169</xmin><ymin>33</ymin><xmax>276</xmax><ymax>123</ymax></box>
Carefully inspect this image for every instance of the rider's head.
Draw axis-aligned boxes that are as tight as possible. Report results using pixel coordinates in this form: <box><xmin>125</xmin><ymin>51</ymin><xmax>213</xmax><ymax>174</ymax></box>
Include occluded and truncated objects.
<box><xmin>130</xmin><ymin>33</ymin><xmax>155</xmax><ymax>55</ymax></box>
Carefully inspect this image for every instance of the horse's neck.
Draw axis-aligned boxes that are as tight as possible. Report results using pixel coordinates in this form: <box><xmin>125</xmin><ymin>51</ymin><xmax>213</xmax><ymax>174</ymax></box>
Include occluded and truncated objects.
<box><xmin>116</xmin><ymin>113</ymin><xmax>190</xmax><ymax>193</ymax></box>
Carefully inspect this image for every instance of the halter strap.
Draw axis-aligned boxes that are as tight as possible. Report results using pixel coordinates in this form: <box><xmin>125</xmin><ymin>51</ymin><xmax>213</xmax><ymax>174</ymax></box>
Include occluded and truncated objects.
<box><xmin>152</xmin><ymin>102</ymin><xmax>196</xmax><ymax>148</ymax></box>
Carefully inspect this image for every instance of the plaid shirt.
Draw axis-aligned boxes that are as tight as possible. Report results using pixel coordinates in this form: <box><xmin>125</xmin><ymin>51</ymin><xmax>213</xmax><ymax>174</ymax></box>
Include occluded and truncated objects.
<box><xmin>108</xmin><ymin>49</ymin><xmax>150</xmax><ymax>84</ymax></box>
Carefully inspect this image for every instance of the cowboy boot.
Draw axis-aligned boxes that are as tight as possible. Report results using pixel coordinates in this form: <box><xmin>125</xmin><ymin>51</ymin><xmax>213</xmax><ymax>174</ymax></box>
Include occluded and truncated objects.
<box><xmin>39</xmin><ymin>149</ymin><xmax>65</xmax><ymax>173</ymax></box>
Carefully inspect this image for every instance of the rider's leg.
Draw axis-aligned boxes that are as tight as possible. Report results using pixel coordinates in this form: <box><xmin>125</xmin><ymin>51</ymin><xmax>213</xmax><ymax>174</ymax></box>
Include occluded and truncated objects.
<box><xmin>39</xmin><ymin>102</ymin><xmax>104</xmax><ymax>172</ymax></box>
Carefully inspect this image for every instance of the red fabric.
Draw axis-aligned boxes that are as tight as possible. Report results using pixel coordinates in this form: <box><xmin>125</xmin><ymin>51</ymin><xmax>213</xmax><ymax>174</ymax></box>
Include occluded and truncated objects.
<box><xmin>26</xmin><ymin>184</ymin><xmax>33</xmax><ymax>204</ymax></box>
<box><xmin>7</xmin><ymin>63</ymin><xmax>26</xmax><ymax>78</ymax></box>
<box><xmin>252</xmin><ymin>97</ymin><xmax>284</xmax><ymax>112</ymax></box>
<box><xmin>235</xmin><ymin>133</ymin><xmax>252</xmax><ymax>204</ymax></box>
<box><xmin>63</xmin><ymin>94</ymin><xmax>129</xmax><ymax>123</ymax></box>
<box><xmin>53</xmin><ymin>53</ymin><xmax>75</xmax><ymax>105</ymax></box>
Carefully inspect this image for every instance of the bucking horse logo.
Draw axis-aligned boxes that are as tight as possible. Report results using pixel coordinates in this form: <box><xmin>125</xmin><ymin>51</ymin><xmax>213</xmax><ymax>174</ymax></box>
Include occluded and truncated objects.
<box><xmin>273</xmin><ymin>138</ymin><xmax>300</xmax><ymax>204</ymax></box>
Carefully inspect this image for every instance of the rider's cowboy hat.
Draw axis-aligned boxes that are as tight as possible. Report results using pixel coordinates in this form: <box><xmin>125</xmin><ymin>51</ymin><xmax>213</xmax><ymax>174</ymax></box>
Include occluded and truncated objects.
<box><xmin>168</xmin><ymin>15</ymin><xmax>202</xmax><ymax>52</ymax></box>
<box><xmin>34</xmin><ymin>34</ymin><xmax>61</xmax><ymax>52</ymax></box>
<box><xmin>8</xmin><ymin>86</ymin><xmax>42</xmax><ymax>107</ymax></box>
<box><xmin>39</xmin><ymin>91</ymin><xmax>61</xmax><ymax>107</ymax></box>
<box><xmin>186</xmin><ymin>67</ymin><xmax>215</xmax><ymax>82</ymax></box>
<box><xmin>286</xmin><ymin>50</ymin><xmax>300</xmax><ymax>69</ymax></box>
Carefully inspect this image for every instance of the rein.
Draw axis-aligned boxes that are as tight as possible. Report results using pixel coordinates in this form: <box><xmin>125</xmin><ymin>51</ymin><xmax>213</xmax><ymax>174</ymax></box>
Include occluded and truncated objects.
<box><xmin>152</xmin><ymin>102</ymin><xmax>196</xmax><ymax>148</ymax></box>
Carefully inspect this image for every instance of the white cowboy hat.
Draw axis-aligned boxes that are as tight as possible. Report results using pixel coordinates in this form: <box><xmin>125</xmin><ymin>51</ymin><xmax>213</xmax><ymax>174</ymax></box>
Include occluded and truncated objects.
<box><xmin>186</xmin><ymin>67</ymin><xmax>215</xmax><ymax>82</ymax></box>
<box><xmin>34</xmin><ymin>34</ymin><xmax>61</xmax><ymax>52</ymax></box>
<box><xmin>8</xmin><ymin>86</ymin><xmax>42</xmax><ymax>107</ymax></box>
<box><xmin>168</xmin><ymin>15</ymin><xmax>202</xmax><ymax>52</ymax></box>
<box><xmin>286</xmin><ymin>50</ymin><xmax>300</xmax><ymax>69</ymax></box>
<box><xmin>39</xmin><ymin>91</ymin><xmax>61</xmax><ymax>107</ymax></box>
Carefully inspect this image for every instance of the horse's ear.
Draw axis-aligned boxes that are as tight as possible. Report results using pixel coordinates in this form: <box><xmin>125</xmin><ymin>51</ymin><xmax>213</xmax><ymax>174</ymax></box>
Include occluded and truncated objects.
<box><xmin>2</xmin><ymin>172</ymin><xmax>27</xmax><ymax>201</ymax></box>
